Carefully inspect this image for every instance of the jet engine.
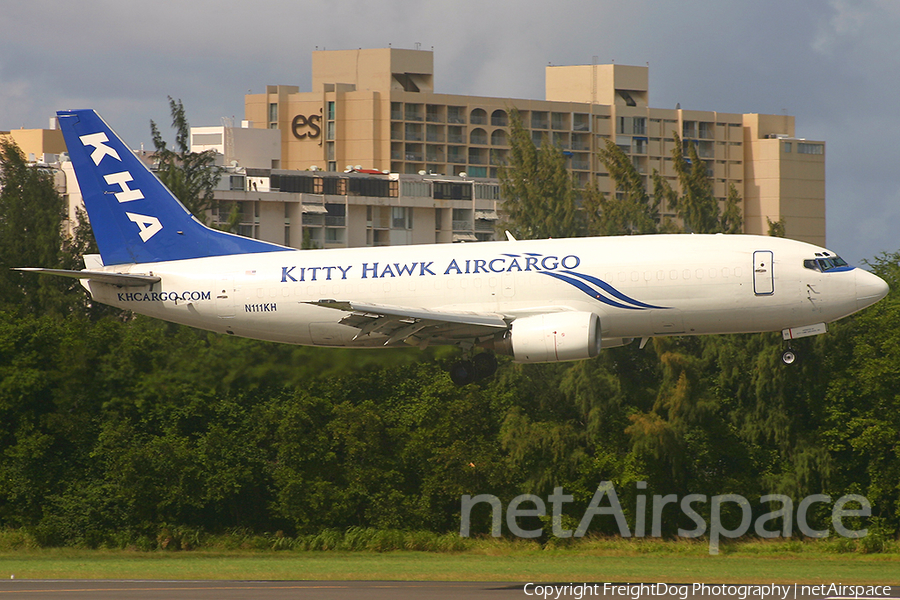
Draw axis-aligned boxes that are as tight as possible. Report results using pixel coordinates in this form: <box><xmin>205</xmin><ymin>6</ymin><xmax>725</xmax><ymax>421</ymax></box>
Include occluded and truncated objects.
<box><xmin>492</xmin><ymin>311</ymin><xmax>602</xmax><ymax>363</ymax></box>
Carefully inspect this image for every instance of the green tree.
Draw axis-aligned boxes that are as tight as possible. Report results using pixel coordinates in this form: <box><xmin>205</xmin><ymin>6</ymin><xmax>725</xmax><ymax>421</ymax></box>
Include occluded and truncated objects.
<box><xmin>671</xmin><ymin>133</ymin><xmax>720</xmax><ymax>233</ymax></box>
<box><xmin>0</xmin><ymin>138</ymin><xmax>68</xmax><ymax>313</ymax></box>
<box><xmin>498</xmin><ymin>108</ymin><xmax>581</xmax><ymax>239</ymax></box>
<box><xmin>767</xmin><ymin>216</ymin><xmax>786</xmax><ymax>237</ymax></box>
<box><xmin>150</xmin><ymin>97</ymin><xmax>223</xmax><ymax>223</ymax></box>
<box><xmin>721</xmin><ymin>183</ymin><xmax>744</xmax><ymax>234</ymax></box>
<box><xmin>581</xmin><ymin>139</ymin><xmax>660</xmax><ymax>236</ymax></box>
<box><xmin>650</xmin><ymin>171</ymin><xmax>683</xmax><ymax>233</ymax></box>
<box><xmin>818</xmin><ymin>251</ymin><xmax>900</xmax><ymax>529</ymax></box>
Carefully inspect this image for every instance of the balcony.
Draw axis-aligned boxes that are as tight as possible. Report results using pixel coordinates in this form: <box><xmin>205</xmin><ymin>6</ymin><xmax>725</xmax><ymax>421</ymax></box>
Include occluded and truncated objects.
<box><xmin>571</xmin><ymin>156</ymin><xmax>590</xmax><ymax>171</ymax></box>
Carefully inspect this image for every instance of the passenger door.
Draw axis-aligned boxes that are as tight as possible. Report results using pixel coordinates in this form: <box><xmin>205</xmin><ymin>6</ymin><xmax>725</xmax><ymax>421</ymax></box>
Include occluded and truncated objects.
<box><xmin>752</xmin><ymin>250</ymin><xmax>774</xmax><ymax>296</ymax></box>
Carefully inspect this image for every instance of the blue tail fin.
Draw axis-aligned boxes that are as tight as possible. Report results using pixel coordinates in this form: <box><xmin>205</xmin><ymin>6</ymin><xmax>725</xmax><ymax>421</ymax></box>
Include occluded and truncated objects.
<box><xmin>58</xmin><ymin>109</ymin><xmax>289</xmax><ymax>265</ymax></box>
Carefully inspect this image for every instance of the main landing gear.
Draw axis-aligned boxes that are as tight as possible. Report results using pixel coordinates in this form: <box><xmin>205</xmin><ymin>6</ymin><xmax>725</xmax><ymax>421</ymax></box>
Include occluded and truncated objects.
<box><xmin>449</xmin><ymin>352</ymin><xmax>498</xmax><ymax>386</ymax></box>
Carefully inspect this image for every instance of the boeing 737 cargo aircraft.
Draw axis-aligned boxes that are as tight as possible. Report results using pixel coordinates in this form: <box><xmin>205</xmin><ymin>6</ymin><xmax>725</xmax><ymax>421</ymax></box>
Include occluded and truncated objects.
<box><xmin>18</xmin><ymin>110</ymin><xmax>889</xmax><ymax>385</ymax></box>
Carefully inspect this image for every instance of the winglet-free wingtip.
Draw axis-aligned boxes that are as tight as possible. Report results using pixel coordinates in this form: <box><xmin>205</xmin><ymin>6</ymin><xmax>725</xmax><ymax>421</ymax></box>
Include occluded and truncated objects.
<box><xmin>505</xmin><ymin>231</ymin><xmax>517</xmax><ymax>242</ymax></box>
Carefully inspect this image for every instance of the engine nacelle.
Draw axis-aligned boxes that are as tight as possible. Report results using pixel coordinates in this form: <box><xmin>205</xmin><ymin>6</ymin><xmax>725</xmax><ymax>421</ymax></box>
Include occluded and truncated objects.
<box><xmin>494</xmin><ymin>311</ymin><xmax>602</xmax><ymax>363</ymax></box>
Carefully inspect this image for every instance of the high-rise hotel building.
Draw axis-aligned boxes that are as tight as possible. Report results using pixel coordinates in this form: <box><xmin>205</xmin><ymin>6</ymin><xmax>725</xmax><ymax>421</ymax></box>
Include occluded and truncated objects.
<box><xmin>242</xmin><ymin>48</ymin><xmax>825</xmax><ymax>247</ymax></box>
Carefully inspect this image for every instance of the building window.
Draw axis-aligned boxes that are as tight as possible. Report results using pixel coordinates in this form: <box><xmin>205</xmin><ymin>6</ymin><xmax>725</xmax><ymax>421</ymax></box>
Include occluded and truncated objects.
<box><xmin>268</xmin><ymin>103</ymin><xmax>278</xmax><ymax>124</ymax></box>
<box><xmin>470</xmin><ymin>108</ymin><xmax>487</xmax><ymax>125</ymax></box>
<box><xmin>405</xmin><ymin>104</ymin><xmax>423</xmax><ymax>121</ymax></box>
<box><xmin>632</xmin><ymin>138</ymin><xmax>648</xmax><ymax>154</ymax></box>
<box><xmin>573</xmin><ymin>113</ymin><xmax>590</xmax><ymax>132</ymax></box>
<box><xmin>452</xmin><ymin>208</ymin><xmax>472</xmax><ymax>231</ymax></box>
<box><xmin>325</xmin><ymin>203</ymin><xmax>346</xmax><ymax>227</ymax></box>
<box><xmin>392</xmin><ymin>206</ymin><xmax>412</xmax><ymax>229</ymax></box>
<box><xmin>448</xmin><ymin>126</ymin><xmax>465</xmax><ymax>144</ymax></box>
<box><xmin>426</xmin><ymin>104</ymin><xmax>443</xmax><ymax>122</ymax></box>
<box><xmin>797</xmin><ymin>143</ymin><xmax>823</xmax><ymax>155</ymax></box>
<box><xmin>633</xmin><ymin>117</ymin><xmax>647</xmax><ymax>135</ymax></box>
<box><xmin>325</xmin><ymin>228</ymin><xmax>344</xmax><ymax>243</ymax></box>
<box><xmin>434</xmin><ymin>181</ymin><xmax>472</xmax><ymax>200</ymax></box>
<box><xmin>784</xmin><ymin>142</ymin><xmax>792</xmax><ymax>153</ymax></box>
<box><xmin>470</xmin><ymin>128</ymin><xmax>488</xmax><ymax>145</ymax></box>
<box><xmin>448</xmin><ymin>106</ymin><xmax>466</xmax><ymax>124</ymax></box>
<box><xmin>327</xmin><ymin>101</ymin><xmax>335</xmax><ymax>121</ymax></box>
<box><xmin>228</xmin><ymin>175</ymin><xmax>245</xmax><ymax>191</ymax></box>
<box><xmin>326</xmin><ymin>121</ymin><xmax>335</xmax><ymax>141</ymax></box>
<box><xmin>683</xmin><ymin>121</ymin><xmax>697</xmax><ymax>138</ymax></box>
<box><xmin>551</xmin><ymin>112</ymin><xmax>568</xmax><ymax>130</ymax></box>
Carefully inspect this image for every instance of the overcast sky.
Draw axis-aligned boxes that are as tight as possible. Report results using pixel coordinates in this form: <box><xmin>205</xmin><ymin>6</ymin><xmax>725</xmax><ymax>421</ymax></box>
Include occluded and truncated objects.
<box><xmin>2</xmin><ymin>0</ymin><xmax>897</xmax><ymax>264</ymax></box>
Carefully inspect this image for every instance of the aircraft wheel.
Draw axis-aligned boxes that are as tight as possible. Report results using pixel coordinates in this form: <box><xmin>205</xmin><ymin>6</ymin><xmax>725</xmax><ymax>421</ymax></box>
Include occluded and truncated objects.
<box><xmin>781</xmin><ymin>349</ymin><xmax>797</xmax><ymax>365</ymax></box>
<box><xmin>449</xmin><ymin>360</ymin><xmax>477</xmax><ymax>386</ymax></box>
<box><xmin>472</xmin><ymin>352</ymin><xmax>499</xmax><ymax>380</ymax></box>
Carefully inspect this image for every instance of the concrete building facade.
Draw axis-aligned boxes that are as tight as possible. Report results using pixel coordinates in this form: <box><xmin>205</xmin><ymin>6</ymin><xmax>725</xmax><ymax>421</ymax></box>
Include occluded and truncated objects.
<box><xmin>243</xmin><ymin>48</ymin><xmax>825</xmax><ymax>246</ymax></box>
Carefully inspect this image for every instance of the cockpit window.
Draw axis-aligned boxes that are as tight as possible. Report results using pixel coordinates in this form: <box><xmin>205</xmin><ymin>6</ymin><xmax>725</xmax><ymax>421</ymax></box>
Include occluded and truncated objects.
<box><xmin>804</xmin><ymin>255</ymin><xmax>850</xmax><ymax>272</ymax></box>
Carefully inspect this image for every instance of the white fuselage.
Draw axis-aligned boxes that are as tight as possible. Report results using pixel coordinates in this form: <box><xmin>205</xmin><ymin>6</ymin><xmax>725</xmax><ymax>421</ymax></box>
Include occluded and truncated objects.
<box><xmin>85</xmin><ymin>234</ymin><xmax>885</xmax><ymax>349</ymax></box>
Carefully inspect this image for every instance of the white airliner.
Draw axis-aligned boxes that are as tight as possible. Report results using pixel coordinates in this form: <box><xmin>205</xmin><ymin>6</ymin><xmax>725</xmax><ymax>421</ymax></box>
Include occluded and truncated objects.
<box><xmin>19</xmin><ymin>109</ymin><xmax>889</xmax><ymax>384</ymax></box>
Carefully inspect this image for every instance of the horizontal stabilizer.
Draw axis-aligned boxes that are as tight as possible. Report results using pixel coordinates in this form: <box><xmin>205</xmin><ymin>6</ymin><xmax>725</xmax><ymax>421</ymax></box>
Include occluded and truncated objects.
<box><xmin>15</xmin><ymin>268</ymin><xmax>160</xmax><ymax>287</ymax></box>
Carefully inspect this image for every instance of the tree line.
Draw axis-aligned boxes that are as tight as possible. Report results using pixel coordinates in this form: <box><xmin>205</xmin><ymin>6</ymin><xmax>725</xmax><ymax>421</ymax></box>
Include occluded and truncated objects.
<box><xmin>0</xmin><ymin>109</ymin><xmax>897</xmax><ymax>549</ymax></box>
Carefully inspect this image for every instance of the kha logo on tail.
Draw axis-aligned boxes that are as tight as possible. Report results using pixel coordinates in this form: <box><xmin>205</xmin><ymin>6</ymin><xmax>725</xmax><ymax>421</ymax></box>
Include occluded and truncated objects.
<box><xmin>80</xmin><ymin>132</ymin><xmax>161</xmax><ymax>242</ymax></box>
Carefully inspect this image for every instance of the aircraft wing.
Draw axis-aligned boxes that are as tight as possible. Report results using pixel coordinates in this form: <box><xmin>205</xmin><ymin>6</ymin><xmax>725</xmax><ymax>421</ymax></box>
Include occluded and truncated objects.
<box><xmin>14</xmin><ymin>268</ymin><xmax>161</xmax><ymax>287</ymax></box>
<box><xmin>310</xmin><ymin>300</ymin><xmax>510</xmax><ymax>346</ymax></box>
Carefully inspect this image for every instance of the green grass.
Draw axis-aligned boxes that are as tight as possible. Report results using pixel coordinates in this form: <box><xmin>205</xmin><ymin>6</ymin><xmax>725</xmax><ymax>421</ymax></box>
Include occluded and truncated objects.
<box><xmin>1</xmin><ymin>539</ymin><xmax>899</xmax><ymax>583</ymax></box>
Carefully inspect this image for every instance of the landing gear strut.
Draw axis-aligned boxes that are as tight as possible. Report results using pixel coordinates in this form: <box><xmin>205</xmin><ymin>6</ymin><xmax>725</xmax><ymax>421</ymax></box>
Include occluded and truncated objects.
<box><xmin>449</xmin><ymin>352</ymin><xmax>498</xmax><ymax>386</ymax></box>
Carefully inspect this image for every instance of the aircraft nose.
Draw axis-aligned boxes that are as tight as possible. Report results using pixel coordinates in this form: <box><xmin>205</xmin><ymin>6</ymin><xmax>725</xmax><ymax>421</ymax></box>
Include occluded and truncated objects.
<box><xmin>856</xmin><ymin>268</ymin><xmax>889</xmax><ymax>311</ymax></box>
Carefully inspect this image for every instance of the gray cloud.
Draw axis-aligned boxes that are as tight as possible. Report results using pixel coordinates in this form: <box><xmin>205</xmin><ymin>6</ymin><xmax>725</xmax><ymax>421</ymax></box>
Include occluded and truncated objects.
<box><xmin>2</xmin><ymin>0</ymin><xmax>897</xmax><ymax>262</ymax></box>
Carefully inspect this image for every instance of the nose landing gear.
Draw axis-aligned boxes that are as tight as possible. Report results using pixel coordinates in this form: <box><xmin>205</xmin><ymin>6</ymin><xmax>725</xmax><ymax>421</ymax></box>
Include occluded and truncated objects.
<box><xmin>781</xmin><ymin>348</ymin><xmax>797</xmax><ymax>365</ymax></box>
